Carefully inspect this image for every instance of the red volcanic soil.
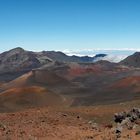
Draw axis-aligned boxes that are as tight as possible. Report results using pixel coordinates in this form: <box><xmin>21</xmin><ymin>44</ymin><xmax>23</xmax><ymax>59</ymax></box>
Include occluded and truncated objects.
<box><xmin>0</xmin><ymin>86</ymin><xmax>69</xmax><ymax>112</ymax></box>
<box><xmin>69</xmin><ymin>66</ymin><xmax>101</xmax><ymax>76</ymax></box>
<box><xmin>0</xmin><ymin>102</ymin><xmax>140</xmax><ymax>140</ymax></box>
<box><xmin>111</xmin><ymin>76</ymin><xmax>140</xmax><ymax>88</ymax></box>
<box><xmin>1</xmin><ymin>72</ymin><xmax>33</xmax><ymax>90</ymax></box>
<box><xmin>67</xmin><ymin>64</ymin><xmax>102</xmax><ymax>79</ymax></box>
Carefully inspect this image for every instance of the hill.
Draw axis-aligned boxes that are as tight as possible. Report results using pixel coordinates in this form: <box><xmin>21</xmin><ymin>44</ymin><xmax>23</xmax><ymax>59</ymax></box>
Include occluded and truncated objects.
<box><xmin>0</xmin><ymin>47</ymin><xmax>107</xmax><ymax>82</ymax></box>
<box><xmin>120</xmin><ymin>52</ymin><xmax>140</xmax><ymax>67</ymax></box>
<box><xmin>1</xmin><ymin>61</ymin><xmax>140</xmax><ymax>111</ymax></box>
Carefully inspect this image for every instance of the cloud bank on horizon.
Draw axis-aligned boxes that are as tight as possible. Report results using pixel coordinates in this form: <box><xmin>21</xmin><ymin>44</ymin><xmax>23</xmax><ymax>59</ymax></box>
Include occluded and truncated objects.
<box><xmin>0</xmin><ymin>47</ymin><xmax>138</xmax><ymax>63</ymax></box>
<box><xmin>63</xmin><ymin>48</ymin><xmax>139</xmax><ymax>63</ymax></box>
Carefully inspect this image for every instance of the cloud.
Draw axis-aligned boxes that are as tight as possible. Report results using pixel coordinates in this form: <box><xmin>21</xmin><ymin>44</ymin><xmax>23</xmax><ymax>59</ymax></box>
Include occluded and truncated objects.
<box><xmin>62</xmin><ymin>48</ymin><xmax>136</xmax><ymax>62</ymax></box>
<box><xmin>102</xmin><ymin>55</ymin><xmax>128</xmax><ymax>63</ymax></box>
<box><xmin>62</xmin><ymin>48</ymin><xmax>140</xmax><ymax>53</ymax></box>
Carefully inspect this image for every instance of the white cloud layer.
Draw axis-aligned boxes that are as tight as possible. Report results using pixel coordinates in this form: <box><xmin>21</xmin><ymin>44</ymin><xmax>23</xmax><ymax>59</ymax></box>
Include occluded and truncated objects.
<box><xmin>62</xmin><ymin>48</ymin><xmax>138</xmax><ymax>62</ymax></box>
<box><xmin>62</xmin><ymin>48</ymin><xmax>140</xmax><ymax>53</ymax></box>
<box><xmin>102</xmin><ymin>55</ymin><xmax>128</xmax><ymax>63</ymax></box>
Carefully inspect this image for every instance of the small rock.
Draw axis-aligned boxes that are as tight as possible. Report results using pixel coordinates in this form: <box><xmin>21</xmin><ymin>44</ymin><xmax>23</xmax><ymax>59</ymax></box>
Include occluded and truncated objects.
<box><xmin>115</xmin><ymin>124</ymin><xmax>122</xmax><ymax>134</ymax></box>
<box><xmin>0</xmin><ymin>123</ymin><xmax>6</xmax><ymax>131</ymax></box>
<box><xmin>88</xmin><ymin>120</ymin><xmax>94</xmax><ymax>125</ymax></box>
<box><xmin>77</xmin><ymin>116</ymin><xmax>80</xmax><ymax>119</ymax></box>
<box><xmin>135</xmin><ymin>131</ymin><xmax>140</xmax><ymax>135</ymax></box>
<box><xmin>133</xmin><ymin>124</ymin><xmax>138</xmax><ymax>130</ymax></box>
<box><xmin>62</xmin><ymin>114</ymin><xmax>67</xmax><ymax>117</ymax></box>
<box><xmin>104</xmin><ymin>124</ymin><xmax>113</xmax><ymax>129</ymax></box>
<box><xmin>91</xmin><ymin>123</ymin><xmax>98</xmax><ymax>130</ymax></box>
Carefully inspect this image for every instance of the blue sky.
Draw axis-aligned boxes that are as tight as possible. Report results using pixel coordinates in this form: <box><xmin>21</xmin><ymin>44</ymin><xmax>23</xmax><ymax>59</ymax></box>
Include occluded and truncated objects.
<box><xmin>0</xmin><ymin>0</ymin><xmax>140</xmax><ymax>53</ymax></box>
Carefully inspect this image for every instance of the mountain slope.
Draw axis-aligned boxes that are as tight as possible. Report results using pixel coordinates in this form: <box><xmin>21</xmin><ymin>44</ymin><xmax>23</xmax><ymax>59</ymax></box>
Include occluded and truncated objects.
<box><xmin>0</xmin><ymin>47</ymin><xmax>53</xmax><ymax>74</ymax></box>
<box><xmin>0</xmin><ymin>86</ymin><xmax>67</xmax><ymax>112</ymax></box>
<box><xmin>1</xmin><ymin>48</ymin><xmax>140</xmax><ymax>112</ymax></box>
<box><xmin>0</xmin><ymin>48</ymin><xmax>107</xmax><ymax>82</ymax></box>
<box><xmin>0</xmin><ymin>47</ymin><xmax>52</xmax><ymax>82</ymax></box>
<box><xmin>120</xmin><ymin>52</ymin><xmax>140</xmax><ymax>67</ymax></box>
<box><xmin>1</xmin><ymin>61</ymin><xmax>140</xmax><ymax>111</ymax></box>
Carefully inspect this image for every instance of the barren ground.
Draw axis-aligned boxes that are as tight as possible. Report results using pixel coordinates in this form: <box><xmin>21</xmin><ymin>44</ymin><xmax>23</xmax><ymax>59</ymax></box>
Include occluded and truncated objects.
<box><xmin>1</xmin><ymin>101</ymin><xmax>140</xmax><ymax>140</ymax></box>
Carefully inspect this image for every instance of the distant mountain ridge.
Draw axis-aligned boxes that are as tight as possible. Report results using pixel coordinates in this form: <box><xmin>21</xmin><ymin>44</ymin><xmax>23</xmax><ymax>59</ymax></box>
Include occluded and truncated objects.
<box><xmin>40</xmin><ymin>50</ymin><xmax>107</xmax><ymax>63</ymax></box>
<box><xmin>0</xmin><ymin>47</ymin><xmax>107</xmax><ymax>74</ymax></box>
<box><xmin>0</xmin><ymin>47</ymin><xmax>139</xmax><ymax>82</ymax></box>
<box><xmin>1</xmin><ymin>48</ymin><xmax>140</xmax><ymax>111</ymax></box>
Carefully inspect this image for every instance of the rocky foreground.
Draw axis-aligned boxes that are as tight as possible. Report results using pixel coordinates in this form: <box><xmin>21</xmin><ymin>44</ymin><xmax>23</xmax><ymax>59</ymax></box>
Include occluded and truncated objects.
<box><xmin>0</xmin><ymin>105</ymin><xmax>140</xmax><ymax>140</ymax></box>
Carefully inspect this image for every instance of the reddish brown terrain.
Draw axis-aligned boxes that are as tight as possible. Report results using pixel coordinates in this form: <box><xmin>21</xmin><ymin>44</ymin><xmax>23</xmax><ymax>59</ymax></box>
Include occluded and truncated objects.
<box><xmin>1</xmin><ymin>102</ymin><xmax>140</xmax><ymax>140</ymax></box>
<box><xmin>1</xmin><ymin>61</ymin><xmax>140</xmax><ymax>110</ymax></box>
<box><xmin>1</xmin><ymin>48</ymin><xmax>140</xmax><ymax>139</ymax></box>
